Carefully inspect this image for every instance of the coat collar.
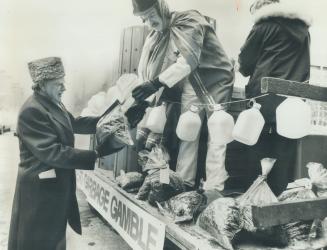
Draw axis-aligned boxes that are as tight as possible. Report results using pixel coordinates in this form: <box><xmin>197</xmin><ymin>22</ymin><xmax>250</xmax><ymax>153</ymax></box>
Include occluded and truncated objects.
<box><xmin>253</xmin><ymin>0</ymin><xmax>312</xmax><ymax>26</ymax></box>
<box><xmin>33</xmin><ymin>92</ymin><xmax>73</xmax><ymax>132</ymax></box>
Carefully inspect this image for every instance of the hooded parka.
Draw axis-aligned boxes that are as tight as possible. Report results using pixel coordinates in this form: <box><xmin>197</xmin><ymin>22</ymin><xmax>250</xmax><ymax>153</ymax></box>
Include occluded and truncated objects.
<box><xmin>239</xmin><ymin>0</ymin><xmax>311</xmax><ymax>123</ymax></box>
<box><xmin>238</xmin><ymin>0</ymin><xmax>312</xmax><ymax>195</ymax></box>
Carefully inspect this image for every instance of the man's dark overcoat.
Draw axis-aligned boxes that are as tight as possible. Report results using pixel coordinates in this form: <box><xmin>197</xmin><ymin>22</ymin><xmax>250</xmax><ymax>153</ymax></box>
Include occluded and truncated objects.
<box><xmin>8</xmin><ymin>93</ymin><xmax>99</xmax><ymax>250</ymax></box>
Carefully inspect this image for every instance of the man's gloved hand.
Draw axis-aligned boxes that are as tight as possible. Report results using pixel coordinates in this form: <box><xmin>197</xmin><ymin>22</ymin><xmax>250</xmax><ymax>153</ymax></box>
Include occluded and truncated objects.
<box><xmin>132</xmin><ymin>78</ymin><xmax>164</xmax><ymax>101</ymax></box>
<box><xmin>95</xmin><ymin>135</ymin><xmax>125</xmax><ymax>157</ymax></box>
<box><xmin>125</xmin><ymin>101</ymin><xmax>149</xmax><ymax>128</ymax></box>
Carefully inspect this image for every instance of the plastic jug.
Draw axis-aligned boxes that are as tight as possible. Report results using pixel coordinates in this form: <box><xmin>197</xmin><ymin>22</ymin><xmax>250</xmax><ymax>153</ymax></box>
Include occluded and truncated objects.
<box><xmin>208</xmin><ymin>104</ymin><xmax>235</xmax><ymax>145</ymax></box>
<box><xmin>276</xmin><ymin>97</ymin><xmax>311</xmax><ymax>139</ymax></box>
<box><xmin>232</xmin><ymin>102</ymin><xmax>265</xmax><ymax>145</ymax></box>
<box><xmin>145</xmin><ymin>102</ymin><xmax>167</xmax><ymax>133</ymax></box>
<box><xmin>176</xmin><ymin>105</ymin><xmax>202</xmax><ymax>141</ymax></box>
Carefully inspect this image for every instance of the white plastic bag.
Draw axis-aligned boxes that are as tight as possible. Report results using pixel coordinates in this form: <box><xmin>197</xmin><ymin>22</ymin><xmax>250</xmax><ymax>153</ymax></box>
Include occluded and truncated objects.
<box><xmin>237</xmin><ymin>158</ymin><xmax>278</xmax><ymax>232</ymax></box>
<box><xmin>307</xmin><ymin>162</ymin><xmax>327</xmax><ymax>197</ymax></box>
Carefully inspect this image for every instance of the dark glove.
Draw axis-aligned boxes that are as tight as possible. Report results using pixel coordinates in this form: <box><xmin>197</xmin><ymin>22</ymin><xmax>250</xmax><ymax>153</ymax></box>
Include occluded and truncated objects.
<box><xmin>132</xmin><ymin>78</ymin><xmax>163</xmax><ymax>101</ymax></box>
<box><xmin>95</xmin><ymin>135</ymin><xmax>125</xmax><ymax>157</ymax></box>
<box><xmin>125</xmin><ymin>101</ymin><xmax>149</xmax><ymax>128</ymax></box>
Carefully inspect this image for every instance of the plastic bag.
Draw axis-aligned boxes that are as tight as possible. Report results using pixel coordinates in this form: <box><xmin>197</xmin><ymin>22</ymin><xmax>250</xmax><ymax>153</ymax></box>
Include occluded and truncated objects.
<box><xmin>96</xmin><ymin>104</ymin><xmax>134</xmax><ymax>146</ymax></box>
<box><xmin>136</xmin><ymin>169</ymin><xmax>185</xmax><ymax>206</ymax></box>
<box><xmin>138</xmin><ymin>150</ymin><xmax>151</xmax><ymax>172</ymax></box>
<box><xmin>87</xmin><ymin>92</ymin><xmax>108</xmax><ymax>115</ymax></box>
<box><xmin>140</xmin><ymin>145</ymin><xmax>170</xmax><ymax>173</ymax></box>
<box><xmin>81</xmin><ymin>92</ymin><xmax>109</xmax><ymax>117</ymax></box>
<box><xmin>115</xmin><ymin>74</ymin><xmax>139</xmax><ymax>103</ymax></box>
<box><xmin>116</xmin><ymin>170</ymin><xmax>144</xmax><ymax>193</ymax></box>
<box><xmin>237</xmin><ymin>158</ymin><xmax>278</xmax><ymax>232</ymax></box>
<box><xmin>278</xmin><ymin>187</ymin><xmax>321</xmax><ymax>246</ymax></box>
<box><xmin>197</xmin><ymin>197</ymin><xmax>242</xmax><ymax>250</ymax></box>
<box><xmin>157</xmin><ymin>190</ymin><xmax>206</xmax><ymax>223</ymax></box>
<box><xmin>136</xmin><ymin>146</ymin><xmax>185</xmax><ymax>205</ymax></box>
<box><xmin>307</xmin><ymin>162</ymin><xmax>327</xmax><ymax>197</ymax></box>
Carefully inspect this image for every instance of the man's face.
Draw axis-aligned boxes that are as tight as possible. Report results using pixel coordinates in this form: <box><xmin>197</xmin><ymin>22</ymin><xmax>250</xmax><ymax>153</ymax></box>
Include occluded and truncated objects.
<box><xmin>140</xmin><ymin>7</ymin><xmax>164</xmax><ymax>32</ymax></box>
<box><xmin>42</xmin><ymin>77</ymin><xmax>66</xmax><ymax>103</ymax></box>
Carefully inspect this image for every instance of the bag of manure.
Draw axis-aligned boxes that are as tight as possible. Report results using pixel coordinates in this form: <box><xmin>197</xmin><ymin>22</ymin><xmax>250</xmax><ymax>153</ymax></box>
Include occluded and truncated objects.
<box><xmin>197</xmin><ymin>197</ymin><xmax>242</xmax><ymax>250</ymax></box>
<box><xmin>96</xmin><ymin>103</ymin><xmax>134</xmax><ymax>146</ymax></box>
<box><xmin>157</xmin><ymin>180</ymin><xmax>206</xmax><ymax>223</ymax></box>
<box><xmin>136</xmin><ymin>145</ymin><xmax>185</xmax><ymax>206</ymax></box>
<box><xmin>116</xmin><ymin>170</ymin><xmax>144</xmax><ymax>193</ymax></box>
<box><xmin>307</xmin><ymin>162</ymin><xmax>327</xmax><ymax>198</ymax></box>
<box><xmin>237</xmin><ymin>158</ymin><xmax>278</xmax><ymax>232</ymax></box>
<box><xmin>278</xmin><ymin>185</ymin><xmax>322</xmax><ymax>247</ymax></box>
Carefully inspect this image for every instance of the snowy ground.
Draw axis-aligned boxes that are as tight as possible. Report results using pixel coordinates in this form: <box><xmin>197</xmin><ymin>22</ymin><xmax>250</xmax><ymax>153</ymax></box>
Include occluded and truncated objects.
<box><xmin>0</xmin><ymin>132</ymin><xmax>131</xmax><ymax>250</ymax></box>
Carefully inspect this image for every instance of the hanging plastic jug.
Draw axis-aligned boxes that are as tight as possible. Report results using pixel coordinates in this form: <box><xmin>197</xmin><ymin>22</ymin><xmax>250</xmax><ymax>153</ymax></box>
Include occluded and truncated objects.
<box><xmin>232</xmin><ymin>101</ymin><xmax>265</xmax><ymax>146</ymax></box>
<box><xmin>207</xmin><ymin>104</ymin><xmax>235</xmax><ymax>145</ymax></box>
<box><xmin>276</xmin><ymin>97</ymin><xmax>312</xmax><ymax>139</ymax></box>
<box><xmin>145</xmin><ymin>102</ymin><xmax>167</xmax><ymax>134</ymax></box>
<box><xmin>176</xmin><ymin>105</ymin><xmax>202</xmax><ymax>141</ymax></box>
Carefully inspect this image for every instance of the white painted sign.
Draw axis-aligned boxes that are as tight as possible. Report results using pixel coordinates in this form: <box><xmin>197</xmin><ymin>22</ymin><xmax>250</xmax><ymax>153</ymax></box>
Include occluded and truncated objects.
<box><xmin>76</xmin><ymin>171</ymin><xmax>166</xmax><ymax>250</ymax></box>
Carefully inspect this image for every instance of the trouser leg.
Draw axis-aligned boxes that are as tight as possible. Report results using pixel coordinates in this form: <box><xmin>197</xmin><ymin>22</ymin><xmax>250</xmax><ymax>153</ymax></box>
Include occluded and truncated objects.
<box><xmin>175</xmin><ymin>94</ymin><xmax>204</xmax><ymax>187</ymax></box>
<box><xmin>267</xmin><ymin>133</ymin><xmax>297</xmax><ymax>196</ymax></box>
<box><xmin>204</xmin><ymin>139</ymin><xmax>229</xmax><ymax>191</ymax></box>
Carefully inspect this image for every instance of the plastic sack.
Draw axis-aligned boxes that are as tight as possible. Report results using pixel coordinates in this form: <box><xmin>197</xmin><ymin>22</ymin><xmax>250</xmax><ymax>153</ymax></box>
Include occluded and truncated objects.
<box><xmin>138</xmin><ymin>149</ymin><xmax>151</xmax><ymax>172</ymax></box>
<box><xmin>237</xmin><ymin>158</ymin><xmax>278</xmax><ymax>232</ymax></box>
<box><xmin>197</xmin><ymin>197</ymin><xmax>242</xmax><ymax>250</ymax></box>
<box><xmin>116</xmin><ymin>170</ymin><xmax>144</xmax><ymax>193</ymax></box>
<box><xmin>278</xmin><ymin>187</ymin><xmax>321</xmax><ymax>246</ymax></box>
<box><xmin>81</xmin><ymin>92</ymin><xmax>109</xmax><ymax>117</ymax></box>
<box><xmin>87</xmin><ymin>92</ymin><xmax>108</xmax><ymax>115</ymax></box>
<box><xmin>140</xmin><ymin>145</ymin><xmax>170</xmax><ymax>172</ymax></box>
<box><xmin>106</xmin><ymin>86</ymin><xmax>120</xmax><ymax>107</ymax></box>
<box><xmin>136</xmin><ymin>169</ymin><xmax>185</xmax><ymax>206</ymax></box>
<box><xmin>307</xmin><ymin>162</ymin><xmax>327</xmax><ymax>197</ymax></box>
<box><xmin>96</xmin><ymin>104</ymin><xmax>134</xmax><ymax>146</ymax></box>
<box><xmin>157</xmin><ymin>189</ymin><xmax>206</xmax><ymax>223</ymax></box>
<box><xmin>136</xmin><ymin>146</ymin><xmax>185</xmax><ymax>206</ymax></box>
<box><xmin>115</xmin><ymin>74</ymin><xmax>139</xmax><ymax>103</ymax></box>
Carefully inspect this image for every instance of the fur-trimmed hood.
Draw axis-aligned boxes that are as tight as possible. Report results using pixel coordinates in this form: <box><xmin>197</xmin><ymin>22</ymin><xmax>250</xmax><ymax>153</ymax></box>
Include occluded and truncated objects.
<box><xmin>253</xmin><ymin>0</ymin><xmax>312</xmax><ymax>26</ymax></box>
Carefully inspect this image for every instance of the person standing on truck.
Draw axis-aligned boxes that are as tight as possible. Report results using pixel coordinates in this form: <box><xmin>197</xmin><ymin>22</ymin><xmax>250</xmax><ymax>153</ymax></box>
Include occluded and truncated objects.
<box><xmin>127</xmin><ymin>0</ymin><xmax>235</xmax><ymax>195</ymax></box>
<box><xmin>8</xmin><ymin>57</ymin><xmax>124</xmax><ymax>250</ymax></box>
<box><xmin>238</xmin><ymin>0</ymin><xmax>312</xmax><ymax>195</ymax></box>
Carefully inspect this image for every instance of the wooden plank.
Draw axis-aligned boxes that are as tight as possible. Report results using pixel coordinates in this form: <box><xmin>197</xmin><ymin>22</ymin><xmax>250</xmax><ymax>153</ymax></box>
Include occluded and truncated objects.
<box><xmin>261</xmin><ymin>77</ymin><xmax>327</xmax><ymax>102</ymax></box>
<box><xmin>117</xmin><ymin>28</ymin><xmax>125</xmax><ymax>77</ymax></box>
<box><xmin>130</xmin><ymin>25</ymin><xmax>148</xmax><ymax>75</ymax></box>
<box><xmin>252</xmin><ymin>197</ymin><xmax>327</xmax><ymax>228</ymax></box>
<box><xmin>121</xmin><ymin>26</ymin><xmax>133</xmax><ymax>75</ymax></box>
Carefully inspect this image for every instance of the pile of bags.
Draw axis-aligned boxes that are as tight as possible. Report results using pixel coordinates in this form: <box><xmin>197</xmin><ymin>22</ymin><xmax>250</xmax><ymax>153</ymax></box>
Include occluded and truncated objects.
<box><xmin>195</xmin><ymin>159</ymin><xmax>327</xmax><ymax>250</ymax></box>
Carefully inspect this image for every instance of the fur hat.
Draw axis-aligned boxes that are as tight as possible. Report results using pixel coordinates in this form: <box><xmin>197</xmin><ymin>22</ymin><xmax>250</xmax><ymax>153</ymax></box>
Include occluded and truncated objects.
<box><xmin>250</xmin><ymin>0</ymin><xmax>279</xmax><ymax>14</ymax></box>
<box><xmin>252</xmin><ymin>0</ymin><xmax>312</xmax><ymax>26</ymax></box>
<box><xmin>132</xmin><ymin>0</ymin><xmax>157</xmax><ymax>15</ymax></box>
<box><xmin>28</xmin><ymin>57</ymin><xmax>65</xmax><ymax>83</ymax></box>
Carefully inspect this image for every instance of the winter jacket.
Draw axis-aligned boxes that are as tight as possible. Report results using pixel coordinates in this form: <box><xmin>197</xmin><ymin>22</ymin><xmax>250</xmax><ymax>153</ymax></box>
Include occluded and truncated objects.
<box><xmin>8</xmin><ymin>93</ymin><xmax>99</xmax><ymax>250</ymax></box>
<box><xmin>238</xmin><ymin>1</ymin><xmax>312</xmax><ymax>123</ymax></box>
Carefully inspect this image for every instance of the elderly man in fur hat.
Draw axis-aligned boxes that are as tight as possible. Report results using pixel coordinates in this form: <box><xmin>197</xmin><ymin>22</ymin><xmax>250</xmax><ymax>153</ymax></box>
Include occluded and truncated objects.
<box><xmin>238</xmin><ymin>0</ymin><xmax>312</xmax><ymax>196</ymax></box>
<box><xmin>128</xmin><ymin>0</ymin><xmax>235</xmax><ymax>195</ymax></box>
<box><xmin>8</xmin><ymin>57</ymin><xmax>124</xmax><ymax>250</ymax></box>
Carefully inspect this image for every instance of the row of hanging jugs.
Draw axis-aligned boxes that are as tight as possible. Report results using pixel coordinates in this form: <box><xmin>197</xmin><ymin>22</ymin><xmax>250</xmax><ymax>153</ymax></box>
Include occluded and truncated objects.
<box><xmin>136</xmin><ymin>97</ymin><xmax>312</xmax><ymax>145</ymax></box>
